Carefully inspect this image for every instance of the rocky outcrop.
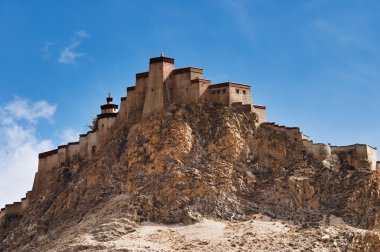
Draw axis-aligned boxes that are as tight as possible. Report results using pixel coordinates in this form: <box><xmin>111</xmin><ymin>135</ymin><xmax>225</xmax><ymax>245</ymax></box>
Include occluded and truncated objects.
<box><xmin>1</xmin><ymin>104</ymin><xmax>380</xmax><ymax>251</ymax></box>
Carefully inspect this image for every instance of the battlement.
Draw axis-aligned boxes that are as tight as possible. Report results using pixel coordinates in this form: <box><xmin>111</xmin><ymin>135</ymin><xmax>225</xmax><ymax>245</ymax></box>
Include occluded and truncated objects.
<box><xmin>302</xmin><ymin>139</ymin><xmax>377</xmax><ymax>171</ymax></box>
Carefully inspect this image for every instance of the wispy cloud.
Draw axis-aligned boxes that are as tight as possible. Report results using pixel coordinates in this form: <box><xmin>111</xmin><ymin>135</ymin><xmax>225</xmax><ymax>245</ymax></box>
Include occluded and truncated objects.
<box><xmin>220</xmin><ymin>0</ymin><xmax>255</xmax><ymax>43</ymax></box>
<box><xmin>41</xmin><ymin>41</ymin><xmax>53</xmax><ymax>60</ymax></box>
<box><xmin>57</xmin><ymin>128</ymin><xmax>80</xmax><ymax>144</ymax></box>
<box><xmin>4</xmin><ymin>97</ymin><xmax>56</xmax><ymax>123</ymax></box>
<box><xmin>312</xmin><ymin>19</ymin><xmax>380</xmax><ymax>53</ymax></box>
<box><xmin>0</xmin><ymin>98</ymin><xmax>56</xmax><ymax>207</ymax></box>
<box><xmin>58</xmin><ymin>30</ymin><xmax>89</xmax><ymax>65</ymax></box>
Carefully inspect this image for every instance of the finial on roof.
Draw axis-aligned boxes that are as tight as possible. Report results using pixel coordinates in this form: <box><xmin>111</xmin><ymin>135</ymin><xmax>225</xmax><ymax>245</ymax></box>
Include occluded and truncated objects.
<box><xmin>160</xmin><ymin>52</ymin><xmax>164</xmax><ymax>57</ymax></box>
<box><xmin>108</xmin><ymin>92</ymin><xmax>111</xmax><ymax>98</ymax></box>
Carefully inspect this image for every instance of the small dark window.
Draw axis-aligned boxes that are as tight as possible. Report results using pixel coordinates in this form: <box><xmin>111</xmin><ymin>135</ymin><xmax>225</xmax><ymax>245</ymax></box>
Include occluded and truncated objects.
<box><xmin>186</xmin><ymin>88</ymin><xmax>188</xmax><ymax>92</ymax></box>
<box><xmin>217</xmin><ymin>90</ymin><xmax>221</xmax><ymax>94</ymax></box>
<box><xmin>222</xmin><ymin>88</ymin><xmax>226</xmax><ymax>93</ymax></box>
<box><xmin>243</xmin><ymin>90</ymin><xmax>246</xmax><ymax>95</ymax></box>
<box><xmin>236</xmin><ymin>89</ymin><xmax>239</xmax><ymax>94</ymax></box>
<box><xmin>102</xmin><ymin>124</ymin><xmax>105</xmax><ymax>129</ymax></box>
<box><xmin>91</xmin><ymin>146</ymin><xmax>97</xmax><ymax>154</ymax></box>
<box><xmin>151</xmin><ymin>88</ymin><xmax>154</xmax><ymax>91</ymax></box>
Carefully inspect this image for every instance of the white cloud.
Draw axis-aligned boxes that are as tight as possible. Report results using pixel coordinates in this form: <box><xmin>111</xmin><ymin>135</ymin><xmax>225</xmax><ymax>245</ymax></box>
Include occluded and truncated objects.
<box><xmin>0</xmin><ymin>98</ymin><xmax>56</xmax><ymax>207</ymax></box>
<box><xmin>59</xmin><ymin>30</ymin><xmax>89</xmax><ymax>65</ymax></box>
<box><xmin>57</xmin><ymin>128</ymin><xmax>80</xmax><ymax>144</ymax></box>
<box><xmin>4</xmin><ymin>97</ymin><xmax>56</xmax><ymax>123</ymax></box>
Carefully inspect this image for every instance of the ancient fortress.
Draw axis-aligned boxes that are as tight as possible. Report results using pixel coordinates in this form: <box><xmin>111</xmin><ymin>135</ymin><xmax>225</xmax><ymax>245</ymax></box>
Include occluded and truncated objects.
<box><xmin>0</xmin><ymin>55</ymin><xmax>379</xmax><ymax>221</ymax></box>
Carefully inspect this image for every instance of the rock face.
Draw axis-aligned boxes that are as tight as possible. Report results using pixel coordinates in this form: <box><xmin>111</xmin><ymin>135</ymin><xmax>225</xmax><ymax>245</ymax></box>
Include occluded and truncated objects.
<box><xmin>1</xmin><ymin>104</ymin><xmax>380</xmax><ymax>251</ymax></box>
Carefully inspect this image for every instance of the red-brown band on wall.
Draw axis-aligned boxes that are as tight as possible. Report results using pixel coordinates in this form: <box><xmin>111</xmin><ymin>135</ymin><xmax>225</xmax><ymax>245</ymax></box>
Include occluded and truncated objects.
<box><xmin>210</xmin><ymin>82</ymin><xmax>251</xmax><ymax>89</ymax></box>
<box><xmin>39</xmin><ymin>149</ymin><xmax>58</xmax><ymax>158</ymax></box>
<box><xmin>253</xmin><ymin>105</ymin><xmax>266</xmax><ymax>109</ymax></box>
<box><xmin>136</xmin><ymin>72</ymin><xmax>149</xmax><ymax>78</ymax></box>
<box><xmin>97</xmin><ymin>113</ymin><xmax>118</xmax><ymax>119</ymax></box>
<box><xmin>149</xmin><ymin>56</ymin><xmax>174</xmax><ymax>64</ymax></box>
<box><xmin>173</xmin><ymin>67</ymin><xmax>203</xmax><ymax>75</ymax></box>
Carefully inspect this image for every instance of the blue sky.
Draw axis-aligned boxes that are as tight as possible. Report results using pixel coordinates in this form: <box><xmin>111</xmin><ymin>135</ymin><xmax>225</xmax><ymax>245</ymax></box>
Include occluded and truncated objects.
<box><xmin>1</xmin><ymin>0</ymin><xmax>380</xmax><ymax>205</ymax></box>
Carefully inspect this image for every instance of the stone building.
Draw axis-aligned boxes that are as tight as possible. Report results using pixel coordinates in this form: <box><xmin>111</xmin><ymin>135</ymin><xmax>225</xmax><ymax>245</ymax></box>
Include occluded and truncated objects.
<box><xmin>0</xmin><ymin>55</ymin><xmax>377</xmax><ymax>221</ymax></box>
<box><xmin>117</xmin><ymin>55</ymin><xmax>264</xmax><ymax>124</ymax></box>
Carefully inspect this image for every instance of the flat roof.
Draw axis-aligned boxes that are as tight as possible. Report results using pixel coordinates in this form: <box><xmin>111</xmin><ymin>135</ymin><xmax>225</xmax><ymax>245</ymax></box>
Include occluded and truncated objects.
<box><xmin>136</xmin><ymin>72</ymin><xmax>149</xmax><ymax>78</ymax></box>
<box><xmin>150</xmin><ymin>56</ymin><xmax>174</xmax><ymax>64</ymax></box>
<box><xmin>39</xmin><ymin>149</ymin><xmax>58</xmax><ymax>158</ymax></box>
<box><xmin>209</xmin><ymin>82</ymin><xmax>251</xmax><ymax>89</ymax></box>
<box><xmin>173</xmin><ymin>67</ymin><xmax>203</xmax><ymax>75</ymax></box>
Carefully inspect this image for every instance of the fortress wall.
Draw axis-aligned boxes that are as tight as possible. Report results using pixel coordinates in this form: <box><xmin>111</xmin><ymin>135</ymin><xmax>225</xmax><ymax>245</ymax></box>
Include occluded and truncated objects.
<box><xmin>38</xmin><ymin>150</ymin><xmax>59</xmax><ymax>173</ymax></box>
<box><xmin>79</xmin><ymin>134</ymin><xmax>88</xmax><ymax>158</ymax></box>
<box><xmin>31</xmin><ymin>151</ymin><xmax>59</xmax><ymax>196</ymax></box>
<box><xmin>58</xmin><ymin>145</ymin><xmax>68</xmax><ymax>165</ymax></box>
<box><xmin>172</xmin><ymin>72</ymin><xmax>190</xmax><ymax>104</ymax></box>
<box><xmin>135</xmin><ymin>74</ymin><xmax>148</xmax><ymax>116</ymax></box>
<box><xmin>0</xmin><ymin>208</ymin><xmax>5</xmax><ymax>220</ymax></box>
<box><xmin>126</xmin><ymin>87</ymin><xmax>136</xmax><ymax>121</ymax></box>
<box><xmin>366</xmin><ymin>145</ymin><xmax>377</xmax><ymax>171</ymax></box>
<box><xmin>4</xmin><ymin>202</ymin><xmax>21</xmax><ymax>216</ymax></box>
<box><xmin>188</xmin><ymin>79</ymin><xmax>211</xmax><ymax>104</ymax></box>
<box><xmin>97</xmin><ymin>116</ymin><xmax>117</xmax><ymax>142</ymax></box>
<box><xmin>126</xmin><ymin>84</ymin><xmax>146</xmax><ymax>123</ymax></box>
<box><xmin>285</xmin><ymin>127</ymin><xmax>302</xmax><ymax>142</ymax></box>
<box><xmin>87</xmin><ymin>131</ymin><xmax>97</xmax><ymax>158</ymax></box>
<box><xmin>21</xmin><ymin>197</ymin><xmax>29</xmax><ymax>212</ymax></box>
<box><xmin>67</xmin><ymin>142</ymin><xmax>80</xmax><ymax>160</ymax></box>
<box><xmin>208</xmin><ymin>86</ymin><xmax>230</xmax><ymax>104</ymax></box>
<box><xmin>302</xmin><ymin>140</ymin><xmax>332</xmax><ymax>162</ymax></box>
<box><xmin>197</xmin><ymin>79</ymin><xmax>211</xmax><ymax>102</ymax></box>
<box><xmin>253</xmin><ymin>105</ymin><xmax>267</xmax><ymax>123</ymax></box>
<box><xmin>302</xmin><ymin>133</ymin><xmax>311</xmax><ymax>141</ymax></box>
<box><xmin>143</xmin><ymin>60</ymin><xmax>174</xmax><ymax>117</ymax></box>
<box><xmin>171</xmin><ymin>67</ymin><xmax>204</xmax><ymax>104</ymax></box>
<box><xmin>331</xmin><ymin>144</ymin><xmax>377</xmax><ymax>171</ymax></box>
<box><xmin>118</xmin><ymin>97</ymin><xmax>127</xmax><ymax>121</ymax></box>
<box><xmin>229</xmin><ymin>84</ymin><xmax>252</xmax><ymax>105</ymax></box>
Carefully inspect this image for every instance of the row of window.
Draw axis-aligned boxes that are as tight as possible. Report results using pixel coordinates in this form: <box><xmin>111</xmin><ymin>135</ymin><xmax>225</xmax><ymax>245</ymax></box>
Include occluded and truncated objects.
<box><xmin>211</xmin><ymin>88</ymin><xmax>247</xmax><ymax>95</ymax></box>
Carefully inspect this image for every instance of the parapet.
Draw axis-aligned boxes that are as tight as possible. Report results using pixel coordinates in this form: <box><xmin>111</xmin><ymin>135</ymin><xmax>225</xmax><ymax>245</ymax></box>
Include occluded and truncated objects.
<box><xmin>4</xmin><ymin>202</ymin><xmax>22</xmax><ymax>216</ymax></box>
<box><xmin>136</xmin><ymin>72</ymin><xmax>149</xmax><ymax>79</ymax></box>
<box><xmin>149</xmin><ymin>56</ymin><xmax>174</xmax><ymax>64</ymax></box>
<box><xmin>331</xmin><ymin>144</ymin><xmax>377</xmax><ymax>171</ymax></box>
<box><xmin>210</xmin><ymin>82</ymin><xmax>251</xmax><ymax>89</ymax></box>
<box><xmin>39</xmin><ymin>149</ymin><xmax>58</xmax><ymax>159</ymax></box>
<box><xmin>127</xmin><ymin>86</ymin><xmax>136</xmax><ymax>92</ymax></box>
<box><xmin>252</xmin><ymin>105</ymin><xmax>266</xmax><ymax>123</ymax></box>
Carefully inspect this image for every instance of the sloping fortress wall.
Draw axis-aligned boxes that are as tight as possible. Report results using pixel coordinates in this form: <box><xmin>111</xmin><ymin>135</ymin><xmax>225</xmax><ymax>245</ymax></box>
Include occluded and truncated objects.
<box><xmin>1</xmin><ymin>55</ymin><xmax>378</xmax><ymax>221</ymax></box>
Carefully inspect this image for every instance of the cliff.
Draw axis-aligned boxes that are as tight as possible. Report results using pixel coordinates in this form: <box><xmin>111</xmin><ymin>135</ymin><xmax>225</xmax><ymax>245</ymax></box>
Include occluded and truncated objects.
<box><xmin>1</xmin><ymin>103</ymin><xmax>380</xmax><ymax>251</ymax></box>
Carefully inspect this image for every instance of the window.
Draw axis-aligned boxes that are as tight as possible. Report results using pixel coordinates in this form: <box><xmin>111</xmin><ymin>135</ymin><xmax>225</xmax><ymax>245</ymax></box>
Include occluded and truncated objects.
<box><xmin>217</xmin><ymin>90</ymin><xmax>221</xmax><ymax>94</ymax></box>
<box><xmin>212</xmin><ymin>90</ymin><xmax>216</xmax><ymax>94</ymax></box>
<box><xmin>243</xmin><ymin>90</ymin><xmax>246</xmax><ymax>95</ymax></box>
<box><xmin>151</xmin><ymin>88</ymin><xmax>154</xmax><ymax>91</ymax></box>
<box><xmin>236</xmin><ymin>89</ymin><xmax>239</xmax><ymax>94</ymax></box>
<box><xmin>91</xmin><ymin>146</ymin><xmax>97</xmax><ymax>154</ymax></box>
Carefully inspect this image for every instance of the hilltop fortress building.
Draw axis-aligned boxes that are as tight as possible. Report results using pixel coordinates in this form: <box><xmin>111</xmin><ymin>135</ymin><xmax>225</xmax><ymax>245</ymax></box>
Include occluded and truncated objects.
<box><xmin>0</xmin><ymin>55</ymin><xmax>379</xmax><ymax>222</ymax></box>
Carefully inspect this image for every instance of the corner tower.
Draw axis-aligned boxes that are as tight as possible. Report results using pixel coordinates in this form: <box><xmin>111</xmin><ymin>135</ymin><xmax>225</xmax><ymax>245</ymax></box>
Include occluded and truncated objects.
<box><xmin>142</xmin><ymin>54</ymin><xmax>174</xmax><ymax>117</ymax></box>
<box><xmin>97</xmin><ymin>94</ymin><xmax>118</xmax><ymax>141</ymax></box>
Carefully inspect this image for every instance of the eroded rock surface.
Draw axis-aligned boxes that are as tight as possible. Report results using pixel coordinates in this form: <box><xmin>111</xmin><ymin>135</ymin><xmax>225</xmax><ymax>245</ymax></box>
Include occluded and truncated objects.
<box><xmin>1</xmin><ymin>104</ymin><xmax>380</xmax><ymax>251</ymax></box>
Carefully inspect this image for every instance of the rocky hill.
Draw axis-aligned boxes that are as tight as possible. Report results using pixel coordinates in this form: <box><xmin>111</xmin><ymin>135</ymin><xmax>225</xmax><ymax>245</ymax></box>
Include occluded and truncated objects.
<box><xmin>1</xmin><ymin>103</ymin><xmax>380</xmax><ymax>251</ymax></box>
